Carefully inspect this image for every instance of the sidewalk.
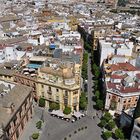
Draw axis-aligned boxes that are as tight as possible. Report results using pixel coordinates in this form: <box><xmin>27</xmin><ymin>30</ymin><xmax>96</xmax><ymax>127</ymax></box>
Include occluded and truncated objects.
<box><xmin>19</xmin><ymin>106</ymin><xmax>46</xmax><ymax>140</ymax></box>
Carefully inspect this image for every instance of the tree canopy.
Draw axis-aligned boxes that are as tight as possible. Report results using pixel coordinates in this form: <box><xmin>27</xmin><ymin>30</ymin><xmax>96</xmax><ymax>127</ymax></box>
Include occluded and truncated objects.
<box><xmin>49</xmin><ymin>102</ymin><xmax>60</xmax><ymax>110</ymax></box>
<box><xmin>115</xmin><ymin>129</ymin><xmax>124</xmax><ymax>139</ymax></box>
<box><xmin>39</xmin><ymin>97</ymin><xmax>46</xmax><ymax>107</ymax></box>
<box><xmin>63</xmin><ymin>106</ymin><xmax>71</xmax><ymax>115</ymax></box>
<box><xmin>102</xmin><ymin>131</ymin><xmax>112</xmax><ymax>140</ymax></box>
<box><xmin>79</xmin><ymin>92</ymin><xmax>87</xmax><ymax>110</ymax></box>
<box><xmin>102</xmin><ymin>112</ymin><xmax>112</xmax><ymax>122</ymax></box>
<box><xmin>96</xmin><ymin>99</ymin><xmax>104</xmax><ymax>110</ymax></box>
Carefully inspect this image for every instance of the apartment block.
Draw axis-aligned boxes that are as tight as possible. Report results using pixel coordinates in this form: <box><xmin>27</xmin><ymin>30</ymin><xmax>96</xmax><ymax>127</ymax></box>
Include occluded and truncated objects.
<box><xmin>103</xmin><ymin>55</ymin><xmax>140</xmax><ymax>115</ymax></box>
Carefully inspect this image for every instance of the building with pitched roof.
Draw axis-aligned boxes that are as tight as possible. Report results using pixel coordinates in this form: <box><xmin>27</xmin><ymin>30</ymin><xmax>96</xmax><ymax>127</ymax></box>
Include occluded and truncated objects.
<box><xmin>103</xmin><ymin>55</ymin><xmax>140</xmax><ymax>115</ymax></box>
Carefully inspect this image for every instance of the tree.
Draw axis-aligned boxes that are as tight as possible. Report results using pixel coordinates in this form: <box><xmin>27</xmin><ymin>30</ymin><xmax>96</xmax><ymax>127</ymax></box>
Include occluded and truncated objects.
<box><xmin>107</xmin><ymin>120</ymin><xmax>115</xmax><ymax>130</ymax></box>
<box><xmin>95</xmin><ymin>90</ymin><xmax>100</xmax><ymax>100</ymax></box>
<box><xmin>32</xmin><ymin>133</ymin><xmax>39</xmax><ymax>139</ymax></box>
<box><xmin>63</xmin><ymin>106</ymin><xmax>71</xmax><ymax>115</ymax></box>
<box><xmin>84</xmin><ymin>42</ymin><xmax>91</xmax><ymax>51</ymax></box>
<box><xmin>39</xmin><ymin>97</ymin><xmax>46</xmax><ymax>107</ymax></box>
<box><xmin>102</xmin><ymin>131</ymin><xmax>112</xmax><ymax>140</ymax></box>
<box><xmin>49</xmin><ymin>102</ymin><xmax>60</xmax><ymax>110</ymax></box>
<box><xmin>92</xmin><ymin>63</ymin><xmax>100</xmax><ymax>78</ymax></box>
<box><xmin>82</xmin><ymin>52</ymin><xmax>88</xmax><ymax>80</ymax></box>
<box><xmin>103</xmin><ymin>112</ymin><xmax>112</xmax><ymax>122</ymax></box>
<box><xmin>99</xmin><ymin>119</ymin><xmax>107</xmax><ymax>128</ymax></box>
<box><xmin>79</xmin><ymin>92</ymin><xmax>87</xmax><ymax>110</ymax></box>
<box><xmin>95</xmin><ymin>70</ymin><xmax>100</xmax><ymax>79</ymax></box>
<box><xmin>96</xmin><ymin>99</ymin><xmax>104</xmax><ymax>110</ymax></box>
<box><xmin>115</xmin><ymin>129</ymin><xmax>124</xmax><ymax>139</ymax></box>
<box><xmin>36</xmin><ymin>121</ymin><xmax>42</xmax><ymax>129</ymax></box>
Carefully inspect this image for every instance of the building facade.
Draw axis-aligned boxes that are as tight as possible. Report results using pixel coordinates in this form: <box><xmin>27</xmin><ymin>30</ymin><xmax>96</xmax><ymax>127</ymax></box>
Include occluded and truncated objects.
<box><xmin>0</xmin><ymin>80</ymin><xmax>33</xmax><ymax>140</ymax></box>
<box><xmin>103</xmin><ymin>56</ymin><xmax>140</xmax><ymax>115</ymax></box>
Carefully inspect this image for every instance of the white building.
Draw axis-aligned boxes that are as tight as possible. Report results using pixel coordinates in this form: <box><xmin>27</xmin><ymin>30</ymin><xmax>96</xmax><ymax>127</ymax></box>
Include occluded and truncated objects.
<box><xmin>99</xmin><ymin>35</ymin><xmax>134</xmax><ymax>66</ymax></box>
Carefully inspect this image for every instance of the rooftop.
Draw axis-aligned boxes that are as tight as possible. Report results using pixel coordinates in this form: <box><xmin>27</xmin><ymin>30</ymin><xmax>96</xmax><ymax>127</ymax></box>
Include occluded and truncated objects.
<box><xmin>0</xmin><ymin>80</ymin><xmax>32</xmax><ymax>128</ymax></box>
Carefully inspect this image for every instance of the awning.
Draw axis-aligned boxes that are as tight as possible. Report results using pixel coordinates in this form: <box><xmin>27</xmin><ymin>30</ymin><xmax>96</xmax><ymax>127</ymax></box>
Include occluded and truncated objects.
<box><xmin>49</xmin><ymin>44</ymin><xmax>56</xmax><ymax>49</ymax></box>
<box><xmin>73</xmin><ymin>111</ymin><xmax>83</xmax><ymax>118</ymax></box>
<box><xmin>50</xmin><ymin>110</ymin><xmax>58</xmax><ymax>115</ymax></box>
<box><xmin>56</xmin><ymin>110</ymin><xmax>64</xmax><ymax>117</ymax></box>
<box><xmin>50</xmin><ymin>110</ymin><xmax>64</xmax><ymax>117</ymax></box>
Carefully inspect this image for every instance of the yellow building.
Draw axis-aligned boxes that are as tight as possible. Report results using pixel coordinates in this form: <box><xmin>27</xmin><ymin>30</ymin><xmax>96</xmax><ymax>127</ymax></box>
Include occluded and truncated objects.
<box><xmin>36</xmin><ymin>58</ymin><xmax>81</xmax><ymax>111</ymax></box>
<box><xmin>0</xmin><ymin>57</ymin><xmax>81</xmax><ymax>112</ymax></box>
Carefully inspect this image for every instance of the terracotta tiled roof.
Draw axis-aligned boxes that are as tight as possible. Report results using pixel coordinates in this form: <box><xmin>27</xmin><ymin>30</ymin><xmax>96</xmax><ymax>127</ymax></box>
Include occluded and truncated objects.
<box><xmin>111</xmin><ymin>74</ymin><xmax>124</xmax><ymax>79</ymax></box>
<box><xmin>110</xmin><ymin>62</ymin><xmax>136</xmax><ymax>71</ymax></box>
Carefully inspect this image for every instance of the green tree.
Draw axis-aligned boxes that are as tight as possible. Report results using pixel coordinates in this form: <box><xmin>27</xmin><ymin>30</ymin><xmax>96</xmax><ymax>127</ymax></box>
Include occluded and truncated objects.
<box><xmin>95</xmin><ymin>70</ymin><xmax>100</xmax><ymax>78</ymax></box>
<box><xmin>103</xmin><ymin>112</ymin><xmax>112</xmax><ymax>122</ymax></box>
<box><xmin>36</xmin><ymin>121</ymin><xmax>42</xmax><ymax>129</ymax></box>
<box><xmin>107</xmin><ymin>120</ymin><xmax>115</xmax><ymax>130</ymax></box>
<box><xmin>49</xmin><ymin>102</ymin><xmax>60</xmax><ymax>110</ymax></box>
<box><xmin>96</xmin><ymin>99</ymin><xmax>104</xmax><ymax>110</ymax></box>
<box><xmin>79</xmin><ymin>92</ymin><xmax>87</xmax><ymax>110</ymax></box>
<box><xmin>32</xmin><ymin>133</ymin><xmax>39</xmax><ymax>139</ymax></box>
<box><xmin>102</xmin><ymin>131</ymin><xmax>112</xmax><ymax>140</ymax></box>
<box><xmin>92</xmin><ymin>63</ymin><xmax>100</xmax><ymax>78</ymax></box>
<box><xmin>115</xmin><ymin>129</ymin><xmax>124</xmax><ymax>139</ymax></box>
<box><xmin>99</xmin><ymin>119</ymin><xmax>107</xmax><ymax>128</ymax></box>
<box><xmin>84</xmin><ymin>42</ymin><xmax>91</xmax><ymax>51</ymax></box>
<box><xmin>63</xmin><ymin>106</ymin><xmax>71</xmax><ymax>115</ymax></box>
<box><xmin>39</xmin><ymin>97</ymin><xmax>46</xmax><ymax>107</ymax></box>
<box><xmin>95</xmin><ymin>90</ymin><xmax>100</xmax><ymax>100</ymax></box>
<box><xmin>82</xmin><ymin>52</ymin><xmax>88</xmax><ymax>80</ymax></box>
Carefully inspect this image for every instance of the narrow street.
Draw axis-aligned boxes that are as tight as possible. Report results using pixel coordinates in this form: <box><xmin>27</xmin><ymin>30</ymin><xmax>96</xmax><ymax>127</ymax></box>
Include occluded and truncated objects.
<box><xmin>87</xmin><ymin>53</ymin><xmax>96</xmax><ymax>118</ymax></box>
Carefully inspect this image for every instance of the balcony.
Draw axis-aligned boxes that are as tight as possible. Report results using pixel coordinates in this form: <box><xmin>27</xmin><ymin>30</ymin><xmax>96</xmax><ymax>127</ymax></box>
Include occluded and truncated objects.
<box><xmin>73</xmin><ymin>102</ymin><xmax>78</xmax><ymax>106</ymax></box>
<box><xmin>47</xmin><ymin>90</ymin><xmax>52</xmax><ymax>94</ymax></box>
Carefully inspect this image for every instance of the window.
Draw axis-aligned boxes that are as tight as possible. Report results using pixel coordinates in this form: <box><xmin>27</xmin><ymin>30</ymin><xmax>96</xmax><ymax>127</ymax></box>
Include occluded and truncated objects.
<box><xmin>128</xmin><ymin>98</ymin><xmax>131</xmax><ymax>102</ymax></box>
<box><xmin>42</xmin><ymin>92</ymin><xmax>44</xmax><ymax>97</ymax></box>
<box><xmin>118</xmin><ymin>98</ymin><xmax>120</xmax><ymax>102</ymax></box>
<box><xmin>135</xmin><ymin>98</ymin><xmax>138</xmax><ymax>102</ymax></box>
<box><xmin>64</xmin><ymin>98</ymin><xmax>68</xmax><ymax>105</ymax></box>
<box><xmin>42</xmin><ymin>85</ymin><xmax>44</xmax><ymax>88</ymax></box>
<box><xmin>73</xmin><ymin>90</ymin><xmax>78</xmax><ymax>95</ymax></box>
<box><xmin>73</xmin><ymin>97</ymin><xmax>77</xmax><ymax>103</ymax></box>
<box><xmin>56</xmin><ymin>96</ymin><xmax>59</xmax><ymax>102</ymax></box>
<box><xmin>56</xmin><ymin>89</ymin><xmax>59</xmax><ymax>92</ymax></box>
<box><xmin>16</xmin><ymin>129</ymin><xmax>19</xmax><ymax>138</ymax></box>
<box><xmin>49</xmin><ymin>87</ymin><xmax>51</xmax><ymax>91</ymax></box>
<box><xmin>65</xmin><ymin>91</ymin><xmax>68</xmax><ymax>96</ymax></box>
<box><xmin>123</xmin><ymin>100</ymin><xmax>126</xmax><ymax>103</ymax></box>
<box><xmin>123</xmin><ymin>105</ymin><xmax>126</xmax><ymax>110</ymax></box>
<box><xmin>109</xmin><ymin>95</ymin><xmax>111</xmax><ymax>99</ymax></box>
